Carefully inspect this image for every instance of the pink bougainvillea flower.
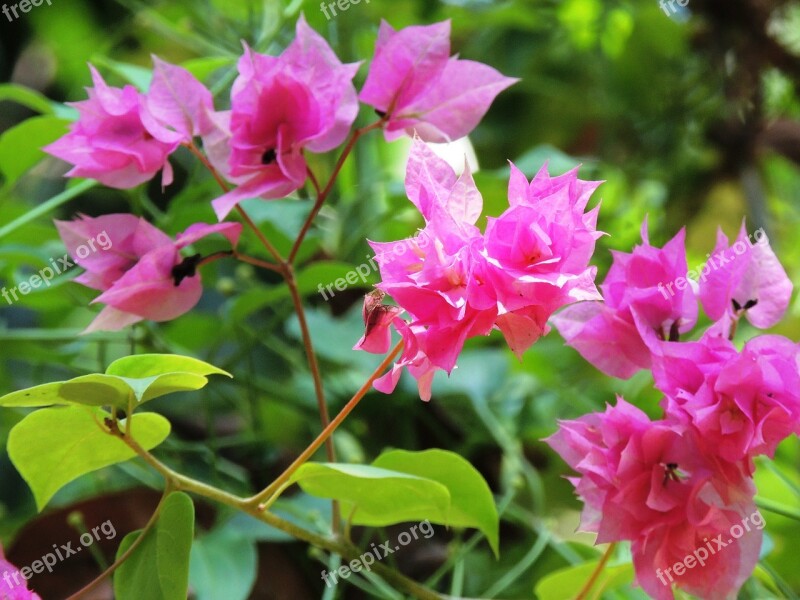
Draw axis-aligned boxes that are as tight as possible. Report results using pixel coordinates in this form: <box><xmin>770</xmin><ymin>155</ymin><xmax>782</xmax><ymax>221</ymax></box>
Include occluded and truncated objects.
<box><xmin>0</xmin><ymin>545</ymin><xmax>42</xmax><ymax>600</ymax></box>
<box><xmin>44</xmin><ymin>66</ymin><xmax>178</xmax><ymax>189</ymax></box>
<box><xmin>699</xmin><ymin>222</ymin><xmax>792</xmax><ymax>333</ymax></box>
<box><xmin>552</xmin><ymin>223</ymin><xmax>698</xmax><ymax>379</ymax></box>
<box><xmin>140</xmin><ymin>56</ymin><xmax>215</xmax><ymax>145</ymax></box>
<box><xmin>357</xmin><ymin>139</ymin><xmax>602</xmax><ymax>399</ymax></box>
<box><xmin>545</xmin><ymin>398</ymin><xmax>760</xmax><ymax>600</ymax></box>
<box><xmin>208</xmin><ymin>16</ymin><xmax>359</xmax><ymax>219</ymax></box>
<box><xmin>654</xmin><ymin>333</ymin><xmax>800</xmax><ymax>465</ymax></box>
<box><xmin>484</xmin><ymin>163</ymin><xmax>603</xmax><ymax>357</ymax></box>
<box><xmin>56</xmin><ymin>214</ymin><xmax>241</xmax><ymax>332</ymax></box>
<box><xmin>359</xmin><ymin>20</ymin><xmax>518</xmax><ymax>143</ymax></box>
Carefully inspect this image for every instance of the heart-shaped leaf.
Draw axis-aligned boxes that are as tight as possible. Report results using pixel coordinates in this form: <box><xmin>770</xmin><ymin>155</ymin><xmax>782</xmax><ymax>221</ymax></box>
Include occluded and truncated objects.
<box><xmin>373</xmin><ymin>449</ymin><xmax>500</xmax><ymax>556</ymax></box>
<box><xmin>290</xmin><ymin>463</ymin><xmax>452</xmax><ymax>525</ymax></box>
<box><xmin>8</xmin><ymin>406</ymin><xmax>171</xmax><ymax>510</ymax></box>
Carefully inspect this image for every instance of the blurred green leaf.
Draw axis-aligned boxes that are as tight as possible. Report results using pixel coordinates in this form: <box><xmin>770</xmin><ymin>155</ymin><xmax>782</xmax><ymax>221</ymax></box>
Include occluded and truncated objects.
<box><xmin>189</xmin><ymin>525</ymin><xmax>257</xmax><ymax>600</ymax></box>
<box><xmin>534</xmin><ymin>559</ymin><xmax>634</xmax><ymax>599</ymax></box>
<box><xmin>0</xmin><ymin>84</ymin><xmax>55</xmax><ymax>115</ymax></box>
<box><xmin>0</xmin><ymin>116</ymin><xmax>69</xmax><ymax>185</ymax></box>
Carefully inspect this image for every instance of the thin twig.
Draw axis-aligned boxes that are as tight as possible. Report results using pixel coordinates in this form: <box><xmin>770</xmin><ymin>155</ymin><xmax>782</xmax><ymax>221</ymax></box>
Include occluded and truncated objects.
<box><xmin>65</xmin><ymin>487</ymin><xmax>173</xmax><ymax>600</ymax></box>
<box><xmin>288</xmin><ymin>118</ymin><xmax>386</xmax><ymax>263</ymax></box>
<box><xmin>575</xmin><ymin>542</ymin><xmax>617</xmax><ymax>600</ymax></box>
<box><xmin>247</xmin><ymin>340</ymin><xmax>403</xmax><ymax>509</ymax></box>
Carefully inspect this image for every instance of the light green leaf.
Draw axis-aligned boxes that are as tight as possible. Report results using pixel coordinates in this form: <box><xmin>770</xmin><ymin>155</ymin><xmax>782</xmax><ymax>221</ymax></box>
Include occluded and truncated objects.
<box><xmin>0</xmin><ymin>116</ymin><xmax>70</xmax><ymax>185</ymax></box>
<box><xmin>105</xmin><ymin>354</ymin><xmax>232</xmax><ymax>404</ymax></box>
<box><xmin>0</xmin><ymin>382</ymin><xmax>71</xmax><ymax>408</ymax></box>
<box><xmin>114</xmin><ymin>492</ymin><xmax>195</xmax><ymax>600</ymax></box>
<box><xmin>189</xmin><ymin>526</ymin><xmax>257</xmax><ymax>600</ymax></box>
<box><xmin>290</xmin><ymin>463</ymin><xmax>452</xmax><ymax>526</ymax></box>
<box><xmin>373</xmin><ymin>449</ymin><xmax>500</xmax><ymax>556</ymax></box>
<box><xmin>0</xmin><ymin>354</ymin><xmax>232</xmax><ymax>410</ymax></box>
<box><xmin>106</xmin><ymin>354</ymin><xmax>231</xmax><ymax>380</ymax></box>
<box><xmin>59</xmin><ymin>374</ymin><xmax>136</xmax><ymax>407</ymax></box>
<box><xmin>534</xmin><ymin>560</ymin><xmax>634</xmax><ymax>600</ymax></box>
<box><xmin>8</xmin><ymin>406</ymin><xmax>171</xmax><ymax>510</ymax></box>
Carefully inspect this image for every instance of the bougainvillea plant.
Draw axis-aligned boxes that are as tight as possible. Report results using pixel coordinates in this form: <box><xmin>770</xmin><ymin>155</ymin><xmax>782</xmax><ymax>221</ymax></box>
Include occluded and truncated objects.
<box><xmin>0</xmin><ymin>13</ymin><xmax>796</xmax><ymax>600</ymax></box>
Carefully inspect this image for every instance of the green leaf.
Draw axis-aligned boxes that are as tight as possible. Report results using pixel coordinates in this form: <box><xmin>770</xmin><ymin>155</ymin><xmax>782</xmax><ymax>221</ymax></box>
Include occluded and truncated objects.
<box><xmin>59</xmin><ymin>374</ymin><xmax>137</xmax><ymax>407</ymax></box>
<box><xmin>534</xmin><ymin>560</ymin><xmax>634</xmax><ymax>600</ymax></box>
<box><xmin>189</xmin><ymin>526</ymin><xmax>257</xmax><ymax>600</ymax></box>
<box><xmin>0</xmin><ymin>382</ymin><xmax>71</xmax><ymax>408</ymax></box>
<box><xmin>115</xmin><ymin>492</ymin><xmax>195</xmax><ymax>600</ymax></box>
<box><xmin>372</xmin><ymin>449</ymin><xmax>500</xmax><ymax>556</ymax></box>
<box><xmin>105</xmin><ymin>354</ymin><xmax>232</xmax><ymax>404</ymax></box>
<box><xmin>0</xmin><ymin>354</ymin><xmax>232</xmax><ymax>410</ymax></box>
<box><xmin>8</xmin><ymin>407</ymin><xmax>171</xmax><ymax>510</ymax></box>
<box><xmin>0</xmin><ymin>116</ymin><xmax>70</xmax><ymax>185</ymax></box>
<box><xmin>106</xmin><ymin>354</ymin><xmax>231</xmax><ymax>380</ymax></box>
<box><xmin>0</xmin><ymin>83</ymin><xmax>55</xmax><ymax>114</ymax></box>
<box><xmin>290</xmin><ymin>463</ymin><xmax>452</xmax><ymax>526</ymax></box>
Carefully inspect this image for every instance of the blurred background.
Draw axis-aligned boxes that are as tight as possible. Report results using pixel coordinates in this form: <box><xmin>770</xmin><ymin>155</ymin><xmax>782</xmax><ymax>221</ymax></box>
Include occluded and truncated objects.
<box><xmin>1</xmin><ymin>0</ymin><xmax>799</xmax><ymax>598</ymax></box>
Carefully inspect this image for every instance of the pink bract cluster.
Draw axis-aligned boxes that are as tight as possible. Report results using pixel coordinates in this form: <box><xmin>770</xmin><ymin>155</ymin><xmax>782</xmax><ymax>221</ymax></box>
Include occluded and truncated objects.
<box><xmin>355</xmin><ymin>139</ymin><xmax>603</xmax><ymax>400</ymax></box>
<box><xmin>56</xmin><ymin>215</ymin><xmax>241</xmax><ymax>332</ymax></box>
<box><xmin>44</xmin><ymin>16</ymin><xmax>515</xmax><ymax>333</ymax></box>
<box><xmin>0</xmin><ymin>545</ymin><xmax>42</xmax><ymax>600</ymax></box>
<box><xmin>547</xmin><ymin>222</ymin><xmax>798</xmax><ymax>599</ymax></box>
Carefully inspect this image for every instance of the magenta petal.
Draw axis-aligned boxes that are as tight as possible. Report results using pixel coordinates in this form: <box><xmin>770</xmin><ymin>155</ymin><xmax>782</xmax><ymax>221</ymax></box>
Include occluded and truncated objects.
<box><xmin>552</xmin><ymin>302</ymin><xmax>650</xmax><ymax>378</ymax></box>
<box><xmin>175</xmin><ymin>222</ymin><xmax>243</xmax><ymax>249</ymax></box>
<box><xmin>359</xmin><ymin>20</ymin><xmax>451</xmax><ymax>113</ymax></box>
<box><xmin>399</xmin><ymin>58</ymin><xmax>519</xmax><ymax>142</ymax></box>
<box><xmin>143</xmin><ymin>56</ymin><xmax>215</xmax><ymax>144</ymax></box>
<box><xmin>83</xmin><ymin>305</ymin><xmax>143</xmax><ymax>334</ymax></box>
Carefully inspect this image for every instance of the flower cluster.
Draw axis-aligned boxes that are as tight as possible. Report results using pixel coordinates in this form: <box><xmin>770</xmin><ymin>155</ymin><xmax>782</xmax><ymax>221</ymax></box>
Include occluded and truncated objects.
<box><xmin>355</xmin><ymin>139</ymin><xmax>603</xmax><ymax>400</ymax></box>
<box><xmin>43</xmin><ymin>17</ymin><xmax>515</xmax><ymax>333</ymax></box>
<box><xmin>56</xmin><ymin>215</ymin><xmax>241</xmax><ymax>332</ymax></box>
<box><xmin>547</xmin><ymin>221</ymin><xmax>797</xmax><ymax>599</ymax></box>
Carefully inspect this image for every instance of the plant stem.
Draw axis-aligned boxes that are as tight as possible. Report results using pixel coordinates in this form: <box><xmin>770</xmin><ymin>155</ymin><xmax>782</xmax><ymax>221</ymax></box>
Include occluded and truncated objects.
<box><xmin>116</xmin><ymin>423</ymin><xmax>439</xmax><ymax>599</ymax></box>
<box><xmin>188</xmin><ymin>141</ymin><xmax>337</xmax><ymax>527</ymax></box>
<box><xmin>284</xmin><ymin>262</ymin><xmax>340</xmax><ymax>530</ymax></box>
<box><xmin>575</xmin><ymin>542</ymin><xmax>617</xmax><ymax>600</ymax></box>
<box><xmin>233</xmin><ymin>251</ymin><xmax>282</xmax><ymax>273</ymax></box>
<box><xmin>65</xmin><ymin>487</ymin><xmax>172</xmax><ymax>600</ymax></box>
<box><xmin>247</xmin><ymin>340</ymin><xmax>403</xmax><ymax>508</ymax></box>
<box><xmin>288</xmin><ymin>118</ymin><xmax>386</xmax><ymax>263</ymax></box>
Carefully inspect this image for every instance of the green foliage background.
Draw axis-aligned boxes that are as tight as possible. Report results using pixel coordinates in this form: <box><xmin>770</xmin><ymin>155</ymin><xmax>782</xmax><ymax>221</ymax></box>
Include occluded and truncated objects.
<box><xmin>1</xmin><ymin>0</ymin><xmax>799</xmax><ymax>598</ymax></box>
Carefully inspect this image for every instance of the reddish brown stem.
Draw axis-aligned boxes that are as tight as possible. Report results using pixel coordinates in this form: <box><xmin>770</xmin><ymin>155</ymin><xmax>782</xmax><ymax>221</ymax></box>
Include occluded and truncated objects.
<box><xmin>288</xmin><ymin>118</ymin><xmax>386</xmax><ymax>263</ymax></box>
